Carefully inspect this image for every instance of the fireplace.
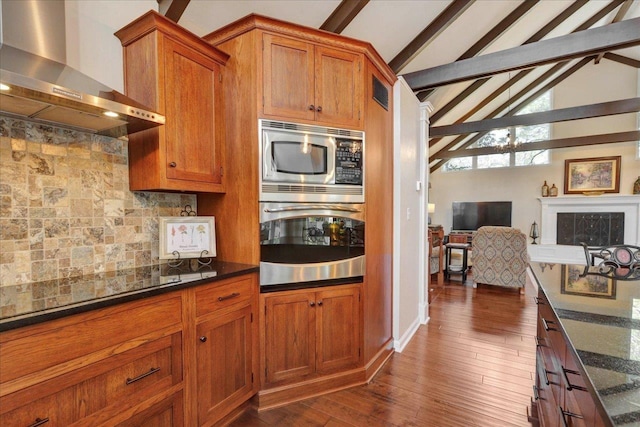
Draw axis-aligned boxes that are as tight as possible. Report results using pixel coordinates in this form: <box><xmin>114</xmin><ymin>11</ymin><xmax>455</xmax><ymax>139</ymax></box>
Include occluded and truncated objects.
<box><xmin>556</xmin><ymin>212</ymin><xmax>624</xmax><ymax>246</ymax></box>
<box><xmin>528</xmin><ymin>195</ymin><xmax>640</xmax><ymax>264</ymax></box>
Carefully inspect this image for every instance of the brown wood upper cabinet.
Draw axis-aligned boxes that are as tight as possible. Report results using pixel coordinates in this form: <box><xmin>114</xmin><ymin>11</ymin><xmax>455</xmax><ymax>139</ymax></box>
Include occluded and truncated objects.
<box><xmin>262</xmin><ymin>34</ymin><xmax>364</xmax><ymax>129</ymax></box>
<box><xmin>115</xmin><ymin>11</ymin><xmax>229</xmax><ymax>193</ymax></box>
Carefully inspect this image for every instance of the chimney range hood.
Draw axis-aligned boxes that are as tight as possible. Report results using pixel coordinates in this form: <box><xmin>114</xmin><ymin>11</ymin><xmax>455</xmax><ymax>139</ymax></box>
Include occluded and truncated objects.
<box><xmin>0</xmin><ymin>1</ymin><xmax>164</xmax><ymax>138</ymax></box>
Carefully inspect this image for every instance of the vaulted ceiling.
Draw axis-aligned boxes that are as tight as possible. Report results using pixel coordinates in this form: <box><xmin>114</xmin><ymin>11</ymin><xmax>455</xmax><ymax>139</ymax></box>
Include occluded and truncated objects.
<box><xmin>159</xmin><ymin>0</ymin><xmax>640</xmax><ymax>171</ymax></box>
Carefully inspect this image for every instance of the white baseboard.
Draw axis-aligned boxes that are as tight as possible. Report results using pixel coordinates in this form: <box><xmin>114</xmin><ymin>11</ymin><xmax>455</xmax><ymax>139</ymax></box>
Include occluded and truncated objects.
<box><xmin>419</xmin><ymin>302</ymin><xmax>429</xmax><ymax>324</ymax></box>
<box><xmin>394</xmin><ymin>316</ymin><xmax>421</xmax><ymax>353</ymax></box>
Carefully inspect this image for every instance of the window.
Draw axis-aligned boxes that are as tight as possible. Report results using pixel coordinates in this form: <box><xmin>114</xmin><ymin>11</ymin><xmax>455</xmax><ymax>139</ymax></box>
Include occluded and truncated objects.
<box><xmin>443</xmin><ymin>91</ymin><xmax>552</xmax><ymax>171</ymax></box>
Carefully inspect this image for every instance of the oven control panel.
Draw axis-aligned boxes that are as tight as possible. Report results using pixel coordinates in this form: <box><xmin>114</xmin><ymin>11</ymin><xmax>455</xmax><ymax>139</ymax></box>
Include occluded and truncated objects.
<box><xmin>335</xmin><ymin>139</ymin><xmax>362</xmax><ymax>185</ymax></box>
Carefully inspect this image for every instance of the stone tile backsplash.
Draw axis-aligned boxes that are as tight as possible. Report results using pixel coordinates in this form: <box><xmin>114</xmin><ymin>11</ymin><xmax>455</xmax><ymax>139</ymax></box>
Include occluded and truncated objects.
<box><xmin>0</xmin><ymin>116</ymin><xmax>196</xmax><ymax>287</ymax></box>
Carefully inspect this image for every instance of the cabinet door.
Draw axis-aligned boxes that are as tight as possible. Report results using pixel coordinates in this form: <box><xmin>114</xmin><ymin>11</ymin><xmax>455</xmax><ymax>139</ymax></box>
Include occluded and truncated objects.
<box><xmin>164</xmin><ymin>37</ymin><xmax>224</xmax><ymax>187</ymax></box>
<box><xmin>196</xmin><ymin>304</ymin><xmax>253</xmax><ymax>425</ymax></box>
<box><xmin>263</xmin><ymin>292</ymin><xmax>316</xmax><ymax>385</ymax></box>
<box><xmin>315</xmin><ymin>286</ymin><xmax>361</xmax><ymax>373</ymax></box>
<box><xmin>314</xmin><ymin>46</ymin><xmax>363</xmax><ymax>128</ymax></box>
<box><xmin>262</xmin><ymin>34</ymin><xmax>316</xmax><ymax>121</ymax></box>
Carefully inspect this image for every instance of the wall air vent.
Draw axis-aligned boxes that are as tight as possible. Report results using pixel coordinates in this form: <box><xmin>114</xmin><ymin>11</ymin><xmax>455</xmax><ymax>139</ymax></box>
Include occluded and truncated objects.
<box><xmin>372</xmin><ymin>75</ymin><xmax>389</xmax><ymax>111</ymax></box>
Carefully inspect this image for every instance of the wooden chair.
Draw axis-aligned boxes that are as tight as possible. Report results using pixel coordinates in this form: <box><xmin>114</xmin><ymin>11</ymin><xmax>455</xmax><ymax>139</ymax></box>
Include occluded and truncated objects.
<box><xmin>428</xmin><ymin>227</ymin><xmax>444</xmax><ymax>286</ymax></box>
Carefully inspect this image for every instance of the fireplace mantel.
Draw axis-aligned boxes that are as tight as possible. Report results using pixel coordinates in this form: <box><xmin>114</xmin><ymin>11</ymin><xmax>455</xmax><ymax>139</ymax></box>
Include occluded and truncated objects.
<box><xmin>539</xmin><ymin>195</ymin><xmax>640</xmax><ymax>246</ymax></box>
<box><xmin>528</xmin><ymin>195</ymin><xmax>640</xmax><ymax>264</ymax></box>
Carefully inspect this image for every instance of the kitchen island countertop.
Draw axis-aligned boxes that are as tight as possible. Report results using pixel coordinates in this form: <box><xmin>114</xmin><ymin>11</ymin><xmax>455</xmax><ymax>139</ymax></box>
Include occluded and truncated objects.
<box><xmin>0</xmin><ymin>260</ymin><xmax>259</xmax><ymax>332</ymax></box>
<box><xmin>531</xmin><ymin>263</ymin><xmax>640</xmax><ymax>426</ymax></box>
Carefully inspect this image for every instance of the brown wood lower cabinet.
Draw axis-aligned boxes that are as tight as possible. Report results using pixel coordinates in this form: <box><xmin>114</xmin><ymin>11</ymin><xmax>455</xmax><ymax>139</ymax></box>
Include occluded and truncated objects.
<box><xmin>533</xmin><ymin>288</ymin><xmax>608</xmax><ymax>427</ymax></box>
<box><xmin>0</xmin><ymin>272</ymin><xmax>259</xmax><ymax>427</ymax></box>
<box><xmin>260</xmin><ymin>283</ymin><xmax>362</xmax><ymax>406</ymax></box>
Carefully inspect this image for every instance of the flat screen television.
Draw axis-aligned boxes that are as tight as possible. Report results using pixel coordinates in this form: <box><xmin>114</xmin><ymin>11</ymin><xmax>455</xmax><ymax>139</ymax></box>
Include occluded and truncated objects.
<box><xmin>452</xmin><ymin>201</ymin><xmax>512</xmax><ymax>232</ymax></box>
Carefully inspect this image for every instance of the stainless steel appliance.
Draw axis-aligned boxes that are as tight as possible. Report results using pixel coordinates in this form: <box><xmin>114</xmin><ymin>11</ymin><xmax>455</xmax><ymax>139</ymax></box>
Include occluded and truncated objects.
<box><xmin>260</xmin><ymin>202</ymin><xmax>365</xmax><ymax>289</ymax></box>
<box><xmin>259</xmin><ymin>120</ymin><xmax>364</xmax><ymax>203</ymax></box>
<box><xmin>0</xmin><ymin>1</ymin><xmax>164</xmax><ymax>137</ymax></box>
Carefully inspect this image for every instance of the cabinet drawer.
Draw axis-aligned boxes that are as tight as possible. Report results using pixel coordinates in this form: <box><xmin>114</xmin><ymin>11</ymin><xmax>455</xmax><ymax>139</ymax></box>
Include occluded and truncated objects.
<box><xmin>195</xmin><ymin>275</ymin><xmax>255</xmax><ymax>318</ymax></box>
<box><xmin>1</xmin><ymin>294</ymin><xmax>182</xmax><ymax>385</ymax></box>
<box><xmin>0</xmin><ymin>333</ymin><xmax>182</xmax><ymax>426</ymax></box>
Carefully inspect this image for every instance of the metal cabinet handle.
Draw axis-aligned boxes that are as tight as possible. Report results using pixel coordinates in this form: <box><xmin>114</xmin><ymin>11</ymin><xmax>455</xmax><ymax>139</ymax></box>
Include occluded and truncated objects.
<box><xmin>200</xmin><ymin>336</ymin><xmax>207</xmax><ymax>343</ymax></box>
<box><xmin>560</xmin><ymin>406</ymin><xmax>584</xmax><ymax>427</ymax></box>
<box><xmin>169</xmin><ymin>162</ymin><xmax>177</xmax><ymax>167</ymax></box>
<box><xmin>541</xmin><ymin>318</ymin><xmax>558</xmax><ymax>332</ymax></box>
<box><xmin>126</xmin><ymin>367</ymin><xmax>160</xmax><ymax>385</ymax></box>
<box><xmin>28</xmin><ymin>418</ymin><xmax>50</xmax><ymax>427</ymax></box>
<box><xmin>310</xmin><ymin>301</ymin><xmax>315</xmax><ymax>307</ymax></box>
<box><xmin>534</xmin><ymin>297</ymin><xmax>543</xmax><ymax>305</ymax></box>
<box><xmin>562</xmin><ymin>367</ymin><xmax>588</xmax><ymax>391</ymax></box>
<box><xmin>308</xmin><ymin>104</ymin><xmax>315</xmax><ymax>111</ymax></box>
<box><xmin>317</xmin><ymin>300</ymin><xmax>323</xmax><ymax>306</ymax></box>
<box><xmin>532</xmin><ymin>385</ymin><xmax>540</xmax><ymax>401</ymax></box>
<box><xmin>535</xmin><ymin>336</ymin><xmax>546</xmax><ymax>347</ymax></box>
<box><xmin>218</xmin><ymin>292</ymin><xmax>240</xmax><ymax>302</ymax></box>
<box><xmin>316</xmin><ymin>106</ymin><xmax>322</xmax><ymax>112</ymax></box>
<box><xmin>264</xmin><ymin>205</ymin><xmax>360</xmax><ymax>213</ymax></box>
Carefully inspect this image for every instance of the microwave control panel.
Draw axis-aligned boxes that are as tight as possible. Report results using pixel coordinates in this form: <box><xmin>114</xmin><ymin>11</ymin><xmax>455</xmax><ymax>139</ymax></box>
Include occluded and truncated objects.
<box><xmin>335</xmin><ymin>139</ymin><xmax>363</xmax><ymax>185</ymax></box>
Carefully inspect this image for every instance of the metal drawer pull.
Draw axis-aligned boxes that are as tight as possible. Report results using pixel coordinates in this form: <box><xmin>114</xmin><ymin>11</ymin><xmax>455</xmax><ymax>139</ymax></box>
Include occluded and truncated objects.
<box><xmin>534</xmin><ymin>297</ymin><xmax>543</xmax><ymax>305</ymax></box>
<box><xmin>560</xmin><ymin>406</ymin><xmax>584</xmax><ymax>427</ymax></box>
<box><xmin>562</xmin><ymin>367</ymin><xmax>588</xmax><ymax>391</ymax></box>
<box><xmin>28</xmin><ymin>418</ymin><xmax>49</xmax><ymax>427</ymax></box>
<box><xmin>535</xmin><ymin>336</ymin><xmax>545</xmax><ymax>347</ymax></box>
<box><xmin>532</xmin><ymin>385</ymin><xmax>540</xmax><ymax>401</ymax></box>
<box><xmin>541</xmin><ymin>318</ymin><xmax>558</xmax><ymax>332</ymax></box>
<box><xmin>126</xmin><ymin>367</ymin><xmax>161</xmax><ymax>385</ymax></box>
<box><xmin>218</xmin><ymin>292</ymin><xmax>240</xmax><ymax>302</ymax></box>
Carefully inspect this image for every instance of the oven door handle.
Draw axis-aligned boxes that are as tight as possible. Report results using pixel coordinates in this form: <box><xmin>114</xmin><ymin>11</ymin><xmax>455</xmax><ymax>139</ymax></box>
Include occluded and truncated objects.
<box><xmin>264</xmin><ymin>205</ymin><xmax>361</xmax><ymax>213</ymax></box>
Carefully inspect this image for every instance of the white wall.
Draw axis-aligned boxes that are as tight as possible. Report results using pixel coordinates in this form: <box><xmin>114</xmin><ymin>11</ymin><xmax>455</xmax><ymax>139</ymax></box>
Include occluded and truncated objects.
<box><xmin>430</xmin><ymin>60</ymin><xmax>640</xmax><ymax>235</ymax></box>
<box><xmin>393</xmin><ymin>77</ymin><xmax>426</xmax><ymax>352</ymax></box>
<box><xmin>64</xmin><ymin>1</ymin><xmax>157</xmax><ymax>91</ymax></box>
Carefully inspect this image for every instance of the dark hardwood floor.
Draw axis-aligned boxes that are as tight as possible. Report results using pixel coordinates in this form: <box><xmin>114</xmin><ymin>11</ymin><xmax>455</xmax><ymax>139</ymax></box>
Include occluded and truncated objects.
<box><xmin>230</xmin><ymin>272</ymin><xmax>538</xmax><ymax>426</ymax></box>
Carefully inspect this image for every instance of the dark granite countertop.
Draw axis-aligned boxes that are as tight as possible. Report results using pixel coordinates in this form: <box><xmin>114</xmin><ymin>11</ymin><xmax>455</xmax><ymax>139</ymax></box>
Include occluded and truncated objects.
<box><xmin>0</xmin><ymin>260</ymin><xmax>259</xmax><ymax>332</ymax></box>
<box><xmin>530</xmin><ymin>263</ymin><xmax>640</xmax><ymax>427</ymax></box>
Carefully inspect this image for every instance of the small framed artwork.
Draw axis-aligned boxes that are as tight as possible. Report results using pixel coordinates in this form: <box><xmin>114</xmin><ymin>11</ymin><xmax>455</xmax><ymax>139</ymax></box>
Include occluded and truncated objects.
<box><xmin>159</xmin><ymin>216</ymin><xmax>216</xmax><ymax>259</ymax></box>
<box><xmin>564</xmin><ymin>156</ymin><xmax>621</xmax><ymax>195</ymax></box>
<box><xmin>561</xmin><ymin>264</ymin><xmax>616</xmax><ymax>299</ymax></box>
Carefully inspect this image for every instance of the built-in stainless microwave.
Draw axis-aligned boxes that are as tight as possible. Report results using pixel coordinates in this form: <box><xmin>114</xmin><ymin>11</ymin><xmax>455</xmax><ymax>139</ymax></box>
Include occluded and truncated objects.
<box><xmin>259</xmin><ymin>119</ymin><xmax>364</xmax><ymax>203</ymax></box>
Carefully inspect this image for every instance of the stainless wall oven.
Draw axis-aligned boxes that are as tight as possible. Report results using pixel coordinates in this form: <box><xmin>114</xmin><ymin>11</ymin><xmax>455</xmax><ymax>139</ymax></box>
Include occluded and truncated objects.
<box><xmin>260</xmin><ymin>202</ymin><xmax>365</xmax><ymax>290</ymax></box>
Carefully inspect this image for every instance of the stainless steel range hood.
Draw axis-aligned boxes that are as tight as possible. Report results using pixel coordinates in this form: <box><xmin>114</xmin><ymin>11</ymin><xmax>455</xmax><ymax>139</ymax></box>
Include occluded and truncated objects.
<box><xmin>0</xmin><ymin>1</ymin><xmax>164</xmax><ymax>138</ymax></box>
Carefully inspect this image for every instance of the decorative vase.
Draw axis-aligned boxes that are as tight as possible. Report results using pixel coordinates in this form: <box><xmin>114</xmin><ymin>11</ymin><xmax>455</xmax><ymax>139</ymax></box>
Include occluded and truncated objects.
<box><xmin>634</xmin><ymin>176</ymin><xmax>640</xmax><ymax>195</ymax></box>
<box><xmin>549</xmin><ymin>183</ymin><xmax>558</xmax><ymax>197</ymax></box>
<box><xmin>541</xmin><ymin>180</ymin><xmax>549</xmax><ymax>197</ymax></box>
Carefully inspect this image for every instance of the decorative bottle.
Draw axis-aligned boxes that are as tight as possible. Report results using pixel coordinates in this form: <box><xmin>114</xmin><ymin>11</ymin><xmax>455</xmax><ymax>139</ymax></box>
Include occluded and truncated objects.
<box><xmin>541</xmin><ymin>180</ymin><xmax>549</xmax><ymax>197</ymax></box>
<box><xmin>634</xmin><ymin>176</ymin><xmax>640</xmax><ymax>194</ymax></box>
<box><xmin>549</xmin><ymin>183</ymin><xmax>558</xmax><ymax>197</ymax></box>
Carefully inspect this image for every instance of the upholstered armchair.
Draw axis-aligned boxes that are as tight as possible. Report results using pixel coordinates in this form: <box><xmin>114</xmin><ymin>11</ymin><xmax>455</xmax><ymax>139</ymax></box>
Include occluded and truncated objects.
<box><xmin>428</xmin><ymin>227</ymin><xmax>444</xmax><ymax>286</ymax></box>
<box><xmin>472</xmin><ymin>226</ymin><xmax>529</xmax><ymax>293</ymax></box>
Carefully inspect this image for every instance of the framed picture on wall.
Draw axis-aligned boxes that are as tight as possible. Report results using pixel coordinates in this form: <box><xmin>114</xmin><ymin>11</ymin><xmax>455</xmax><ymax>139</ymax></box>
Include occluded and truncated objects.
<box><xmin>564</xmin><ymin>156</ymin><xmax>621</xmax><ymax>195</ymax></box>
<box><xmin>561</xmin><ymin>264</ymin><xmax>616</xmax><ymax>299</ymax></box>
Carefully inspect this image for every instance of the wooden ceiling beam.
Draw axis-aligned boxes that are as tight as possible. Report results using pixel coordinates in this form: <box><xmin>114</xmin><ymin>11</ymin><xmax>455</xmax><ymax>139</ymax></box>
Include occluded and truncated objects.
<box><xmin>417</xmin><ymin>0</ymin><xmax>542</xmax><ymax>102</ymax></box>
<box><xmin>430</xmin><ymin>97</ymin><xmax>640</xmax><ymax>137</ymax></box>
<box><xmin>428</xmin><ymin>56</ymin><xmax>597</xmax><ymax>171</ymax></box>
<box><xmin>403</xmin><ymin>17</ymin><xmax>640</xmax><ymax>91</ymax></box>
<box><xmin>603</xmin><ymin>52</ymin><xmax>640</xmax><ymax>68</ymax></box>
<box><xmin>433</xmin><ymin>131</ymin><xmax>640</xmax><ymax>159</ymax></box>
<box><xmin>595</xmin><ymin>0</ymin><xmax>634</xmax><ymax>64</ymax></box>
<box><xmin>389</xmin><ymin>0</ymin><xmax>474</xmax><ymax>73</ymax></box>
<box><xmin>426</xmin><ymin>0</ymin><xmax>594</xmax><ymax>117</ymax></box>
<box><xmin>320</xmin><ymin>0</ymin><xmax>369</xmax><ymax>34</ymax></box>
<box><xmin>158</xmin><ymin>0</ymin><xmax>190</xmax><ymax>23</ymax></box>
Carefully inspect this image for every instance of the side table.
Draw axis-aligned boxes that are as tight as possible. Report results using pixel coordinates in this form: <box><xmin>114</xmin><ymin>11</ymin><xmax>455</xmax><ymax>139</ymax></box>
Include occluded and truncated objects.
<box><xmin>445</xmin><ymin>242</ymin><xmax>470</xmax><ymax>282</ymax></box>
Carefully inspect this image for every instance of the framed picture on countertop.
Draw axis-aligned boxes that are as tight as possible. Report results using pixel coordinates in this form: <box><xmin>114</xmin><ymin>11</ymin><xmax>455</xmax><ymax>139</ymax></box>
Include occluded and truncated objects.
<box><xmin>159</xmin><ymin>216</ymin><xmax>216</xmax><ymax>259</ymax></box>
